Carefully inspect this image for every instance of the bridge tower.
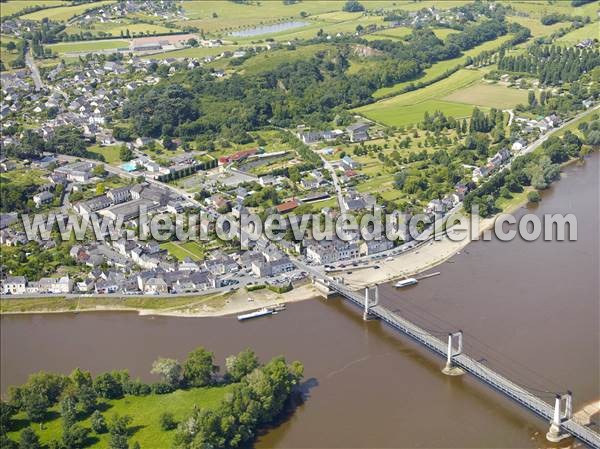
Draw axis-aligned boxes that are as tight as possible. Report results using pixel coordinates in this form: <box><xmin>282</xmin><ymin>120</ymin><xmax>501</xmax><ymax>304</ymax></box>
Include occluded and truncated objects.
<box><xmin>363</xmin><ymin>286</ymin><xmax>379</xmax><ymax>321</ymax></box>
<box><xmin>546</xmin><ymin>391</ymin><xmax>573</xmax><ymax>442</ymax></box>
<box><xmin>442</xmin><ymin>331</ymin><xmax>465</xmax><ymax>376</ymax></box>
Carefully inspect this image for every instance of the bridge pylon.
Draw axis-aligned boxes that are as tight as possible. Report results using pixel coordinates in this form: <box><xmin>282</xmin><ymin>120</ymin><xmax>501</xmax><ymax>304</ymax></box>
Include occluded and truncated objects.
<box><xmin>442</xmin><ymin>331</ymin><xmax>465</xmax><ymax>376</ymax></box>
<box><xmin>546</xmin><ymin>391</ymin><xmax>573</xmax><ymax>442</ymax></box>
<box><xmin>363</xmin><ymin>286</ymin><xmax>379</xmax><ymax>321</ymax></box>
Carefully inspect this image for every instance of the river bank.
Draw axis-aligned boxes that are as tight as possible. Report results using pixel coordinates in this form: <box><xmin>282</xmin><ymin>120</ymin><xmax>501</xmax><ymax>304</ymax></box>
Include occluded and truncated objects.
<box><xmin>0</xmin><ymin>283</ymin><xmax>319</xmax><ymax>317</ymax></box>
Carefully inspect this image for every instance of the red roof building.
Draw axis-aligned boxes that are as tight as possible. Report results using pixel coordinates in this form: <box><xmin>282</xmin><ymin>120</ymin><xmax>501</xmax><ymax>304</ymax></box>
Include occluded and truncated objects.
<box><xmin>275</xmin><ymin>199</ymin><xmax>299</xmax><ymax>214</ymax></box>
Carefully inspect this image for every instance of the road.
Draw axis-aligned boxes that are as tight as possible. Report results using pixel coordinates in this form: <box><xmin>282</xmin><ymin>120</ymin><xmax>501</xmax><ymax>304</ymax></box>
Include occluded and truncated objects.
<box><xmin>25</xmin><ymin>47</ymin><xmax>44</xmax><ymax>91</ymax></box>
<box><xmin>503</xmin><ymin>109</ymin><xmax>514</xmax><ymax>127</ymax></box>
<box><xmin>319</xmin><ymin>153</ymin><xmax>346</xmax><ymax>213</ymax></box>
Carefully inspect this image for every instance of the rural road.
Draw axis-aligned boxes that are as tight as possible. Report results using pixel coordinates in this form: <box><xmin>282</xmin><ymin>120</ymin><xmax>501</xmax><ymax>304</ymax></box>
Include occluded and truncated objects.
<box><xmin>25</xmin><ymin>47</ymin><xmax>44</xmax><ymax>91</ymax></box>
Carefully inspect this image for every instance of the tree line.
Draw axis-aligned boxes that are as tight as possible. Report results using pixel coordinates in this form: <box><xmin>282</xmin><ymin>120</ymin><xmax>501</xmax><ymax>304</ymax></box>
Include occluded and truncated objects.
<box><xmin>1</xmin><ymin>347</ymin><xmax>304</xmax><ymax>449</ymax></box>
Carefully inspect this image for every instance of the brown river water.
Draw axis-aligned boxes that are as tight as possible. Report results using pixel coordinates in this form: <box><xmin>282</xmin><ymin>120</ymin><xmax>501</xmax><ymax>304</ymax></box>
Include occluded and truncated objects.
<box><xmin>1</xmin><ymin>155</ymin><xmax>599</xmax><ymax>448</ymax></box>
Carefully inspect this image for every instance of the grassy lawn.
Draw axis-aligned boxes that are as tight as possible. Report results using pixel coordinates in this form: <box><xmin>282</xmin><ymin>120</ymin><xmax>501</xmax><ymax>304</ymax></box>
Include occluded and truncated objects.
<box><xmin>0</xmin><ymin>0</ymin><xmax>68</xmax><ymax>18</ymax></box>
<box><xmin>161</xmin><ymin>241</ymin><xmax>205</xmax><ymax>261</ymax></box>
<box><xmin>7</xmin><ymin>386</ymin><xmax>232</xmax><ymax>449</ymax></box>
<box><xmin>442</xmin><ymin>81</ymin><xmax>529</xmax><ymax>109</ymax></box>
<box><xmin>356</xmin><ymin>69</ymin><xmax>484</xmax><ymax>127</ymax></box>
<box><xmin>88</xmin><ymin>145</ymin><xmax>122</xmax><ymax>164</ymax></box>
<box><xmin>507</xmin><ymin>0</ymin><xmax>599</xmax><ymax>19</ymax></box>
<box><xmin>364</xmin><ymin>26</ymin><xmax>412</xmax><ymax>41</ymax></box>
<box><xmin>506</xmin><ymin>16</ymin><xmax>564</xmax><ymax>39</ymax></box>
<box><xmin>47</xmin><ymin>39</ymin><xmax>129</xmax><ymax>55</ymax></box>
<box><xmin>556</xmin><ymin>22</ymin><xmax>600</xmax><ymax>46</ymax></box>
<box><xmin>0</xmin><ymin>168</ymin><xmax>48</xmax><ymax>188</ymax></box>
<box><xmin>496</xmin><ymin>187</ymin><xmax>532</xmax><ymax>212</ymax></box>
<box><xmin>0</xmin><ymin>292</ymin><xmax>231</xmax><ymax>314</ymax></box>
<box><xmin>373</xmin><ymin>34</ymin><xmax>514</xmax><ymax>99</ymax></box>
<box><xmin>21</xmin><ymin>0</ymin><xmax>117</xmax><ymax>20</ymax></box>
<box><xmin>0</xmin><ymin>35</ymin><xmax>23</xmax><ymax>68</ymax></box>
<box><xmin>65</xmin><ymin>21</ymin><xmax>178</xmax><ymax>38</ymax></box>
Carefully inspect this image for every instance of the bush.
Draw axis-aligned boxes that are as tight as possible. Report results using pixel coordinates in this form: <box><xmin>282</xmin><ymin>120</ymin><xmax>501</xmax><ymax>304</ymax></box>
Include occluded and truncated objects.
<box><xmin>246</xmin><ymin>284</ymin><xmax>265</xmax><ymax>292</ymax></box>
<box><xmin>527</xmin><ymin>190</ymin><xmax>541</xmax><ymax>203</ymax></box>
<box><xmin>123</xmin><ymin>380</ymin><xmax>151</xmax><ymax>396</ymax></box>
<box><xmin>159</xmin><ymin>412</ymin><xmax>177</xmax><ymax>431</ymax></box>
<box><xmin>151</xmin><ymin>383</ymin><xmax>174</xmax><ymax>395</ymax></box>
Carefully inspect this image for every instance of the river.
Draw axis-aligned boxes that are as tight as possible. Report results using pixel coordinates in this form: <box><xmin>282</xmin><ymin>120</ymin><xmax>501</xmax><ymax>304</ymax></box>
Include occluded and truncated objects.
<box><xmin>2</xmin><ymin>155</ymin><xmax>598</xmax><ymax>448</ymax></box>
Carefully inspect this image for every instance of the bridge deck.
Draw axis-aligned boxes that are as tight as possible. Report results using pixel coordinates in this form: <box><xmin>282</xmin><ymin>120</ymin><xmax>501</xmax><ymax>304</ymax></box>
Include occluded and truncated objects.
<box><xmin>326</xmin><ymin>280</ymin><xmax>600</xmax><ymax>448</ymax></box>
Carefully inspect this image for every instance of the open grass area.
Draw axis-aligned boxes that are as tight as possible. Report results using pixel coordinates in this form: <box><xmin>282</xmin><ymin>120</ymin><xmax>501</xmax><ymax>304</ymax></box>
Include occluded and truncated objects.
<box><xmin>556</xmin><ymin>22</ymin><xmax>599</xmax><ymax>46</ymax></box>
<box><xmin>364</xmin><ymin>26</ymin><xmax>412</xmax><ymax>41</ymax></box>
<box><xmin>373</xmin><ymin>34</ymin><xmax>514</xmax><ymax>99</ymax></box>
<box><xmin>0</xmin><ymin>292</ymin><xmax>230</xmax><ymax>314</ymax></box>
<box><xmin>21</xmin><ymin>0</ymin><xmax>117</xmax><ymax>21</ymax></box>
<box><xmin>356</xmin><ymin>69</ymin><xmax>484</xmax><ymax>127</ymax></box>
<box><xmin>161</xmin><ymin>241</ymin><xmax>205</xmax><ymax>261</ymax></box>
<box><xmin>0</xmin><ymin>34</ymin><xmax>23</xmax><ymax>68</ymax></box>
<box><xmin>47</xmin><ymin>39</ymin><xmax>129</xmax><ymax>55</ymax></box>
<box><xmin>87</xmin><ymin>144</ymin><xmax>122</xmax><ymax>164</ymax></box>
<box><xmin>442</xmin><ymin>81</ymin><xmax>529</xmax><ymax>109</ymax></box>
<box><xmin>7</xmin><ymin>386</ymin><xmax>231</xmax><ymax>449</ymax></box>
<box><xmin>232</xmin><ymin>43</ymin><xmax>331</xmax><ymax>74</ymax></box>
<box><xmin>66</xmin><ymin>21</ymin><xmax>177</xmax><ymax>38</ymax></box>
<box><xmin>0</xmin><ymin>0</ymin><xmax>68</xmax><ymax>18</ymax></box>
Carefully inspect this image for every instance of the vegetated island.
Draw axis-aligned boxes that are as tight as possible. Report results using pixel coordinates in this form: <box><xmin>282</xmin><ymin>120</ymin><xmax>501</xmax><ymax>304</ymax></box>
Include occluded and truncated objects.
<box><xmin>1</xmin><ymin>347</ymin><xmax>305</xmax><ymax>449</ymax></box>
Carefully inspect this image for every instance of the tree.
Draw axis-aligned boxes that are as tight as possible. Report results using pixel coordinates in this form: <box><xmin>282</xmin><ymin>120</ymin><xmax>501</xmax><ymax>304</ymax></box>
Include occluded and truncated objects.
<box><xmin>119</xmin><ymin>145</ymin><xmax>133</xmax><ymax>162</ymax></box>
<box><xmin>527</xmin><ymin>190</ymin><xmax>541</xmax><ymax>203</ymax></box>
<box><xmin>60</xmin><ymin>391</ymin><xmax>78</xmax><ymax>428</ymax></box>
<box><xmin>93</xmin><ymin>373</ymin><xmax>123</xmax><ymax>399</ymax></box>
<box><xmin>91</xmin><ymin>410</ymin><xmax>107</xmax><ymax>434</ymax></box>
<box><xmin>19</xmin><ymin>428</ymin><xmax>40</xmax><ymax>449</ymax></box>
<box><xmin>225</xmin><ymin>349</ymin><xmax>259</xmax><ymax>382</ymax></box>
<box><xmin>0</xmin><ymin>401</ymin><xmax>15</xmax><ymax>435</ymax></box>
<box><xmin>92</xmin><ymin>164</ymin><xmax>106</xmax><ymax>177</ymax></box>
<box><xmin>343</xmin><ymin>0</ymin><xmax>364</xmax><ymax>12</ymax></box>
<box><xmin>23</xmin><ymin>393</ymin><xmax>48</xmax><ymax>428</ymax></box>
<box><xmin>108</xmin><ymin>415</ymin><xmax>132</xmax><ymax>449</ymax></box>
<box><xmin>151</xmin><ymin>358</ymin><xmax>183</xmax><ymax>388</ymax></box>
<box><xmin>159</xmin><ymin>412</ymin><xmax>177</xmax><ymax>431</ymax></box>
<box><xmin>183</xmin><ymin>347</ymin><xmax>218</xmax><ymax>387</ymax></box>
<box><xmin>6</xmin><ymin>42</ymin><xmax>16</xmax><ymax>52</ymax></box>
<box><xmin>62</xmin><ymin>424</ymin><xmax>88</xmax><ymax>449</ymax></box>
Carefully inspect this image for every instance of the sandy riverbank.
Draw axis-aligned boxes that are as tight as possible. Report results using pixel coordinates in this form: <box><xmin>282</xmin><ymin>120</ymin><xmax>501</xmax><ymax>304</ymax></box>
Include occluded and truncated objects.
<box><xmin>341</xmin><ymin>214</ymin><xmax>499</xmax><ymax>288</ymax></box>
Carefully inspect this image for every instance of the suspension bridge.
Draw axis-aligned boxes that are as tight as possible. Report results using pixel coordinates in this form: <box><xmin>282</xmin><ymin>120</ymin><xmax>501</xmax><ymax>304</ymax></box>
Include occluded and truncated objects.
<box><xmin>298</xmin><ymin>262</ymin><xmax>600</xmax><ymax>448</ymax></box>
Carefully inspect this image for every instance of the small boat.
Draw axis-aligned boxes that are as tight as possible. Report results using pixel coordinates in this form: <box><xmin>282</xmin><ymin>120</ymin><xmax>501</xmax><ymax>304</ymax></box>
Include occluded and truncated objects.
<box><xmin>247</xmin><ymin>297</ymin><xmax>254</xmax><ymax>302</ymax></box>
<box><xmin>237</xmin><ymin>307</ymin><xmax>273</xmax><ymax>321</ymax></box>
<box><xmin>395</xmin><ymin>278</ymin><xmax>418</xmax><ymax>288</ymax></box>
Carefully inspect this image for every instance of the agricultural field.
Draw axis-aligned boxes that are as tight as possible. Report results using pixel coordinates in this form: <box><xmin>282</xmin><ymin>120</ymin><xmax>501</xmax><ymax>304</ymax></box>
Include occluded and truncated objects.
<box><xmin>442</xmin><ymin>81</ymin><xmax>529</xmax><ymax>109</ymax></box>
<box><xmin>141</xmin><ymin>44</ymin><xmax>239</xmax><ymax>61</ymax></box>
<box><xmin>373</xmin><ymin>33</ymin><xmax>514</xmax><ymax>99</ymax></box>
<box><xmin>356</xmin><ymin>68</ymin><xmax>484</xmax><ymax>127</ymax></box>
<box><xmin>363</xmin><ymin>26</ymin><xmax>412</xmax><ymax>41</ymax></box>
<box><xmin>7</xmin><ymin>386</ymin><xmax>231</xmax><ymax>449</ymax></box>
<box><xmin>20</xmin><ymin>0</ymin><xmax>117</xmax><ymax>21</ymax></box>
<box><xmin>66</xmin><ymin>21</ymin><xmax>177</xmax><ymax>38</ymax></box>
<box><xmin>506</xmin><ymin>0</ymin><xmax>599</xmax><ymax>19</ymax></box>
<box><xmin>556</xmin><ymin>22</ymin><xmax>599</xmax><ymax>46</ymax></box>
<box><xmin>506</xmin><ymin>16</ymin><xmax>565</xmax><ymax>39</ymax></box>
<box><xmin>47</xmin><ymin>39</ymin><xmax>129</xmax><ymax>55</ymax></box>
<box><xmin>0</xmin><ymin>0</ymin><xmax>68</xmax><ymax>18</ymax></box>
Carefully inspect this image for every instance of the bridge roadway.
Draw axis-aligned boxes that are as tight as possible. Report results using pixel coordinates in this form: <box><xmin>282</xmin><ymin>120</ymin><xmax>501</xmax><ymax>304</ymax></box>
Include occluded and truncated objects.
<box><xmin>298</xmin><ymin>261</ymin><xmax>600</xmax><ymax>448</ymax></box>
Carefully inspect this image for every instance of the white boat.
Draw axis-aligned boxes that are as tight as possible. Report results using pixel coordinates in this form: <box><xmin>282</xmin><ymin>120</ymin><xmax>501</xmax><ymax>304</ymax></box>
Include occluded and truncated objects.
<box><xmin>395</xmin><ymin>278</ymin><xmax>418</xmax><ymax>288</ymax></box>
<box><xmin>237</xmin><ymin>307</ymin><xmax>273</xmax><ymax>321</ymax></box>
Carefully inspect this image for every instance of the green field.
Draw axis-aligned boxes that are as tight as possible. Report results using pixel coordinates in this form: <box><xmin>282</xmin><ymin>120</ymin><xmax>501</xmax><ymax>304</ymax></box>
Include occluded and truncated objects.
<box><xmin>556</xmin><ymin>22</ymin><xmax>600</xmax><ymax>46</ymax></box>
<box><xmin>88</xmin><ymin>144</ymin><xmax>122</xmax><ymax>164</ymax></box>
<box><xmin>507</xmin><ymin>0</ymin><xmax>599</xmax><ymax>19</ymax></box>
<box><xmin>0</xmin><ymin>0</ymin><xmax>68</xmax><ymax>17</ymax></box>
<box><xmin>7</xmin><ymin>386</ymin><xmax>231</xmax><ymax>449</ymax></box>
<box><xmin>161</xmin><ymin>241</ymin><xmax>205</xmax><ymax>261</ymax></box>
<box><xmin>373</xmin><ymin>34</ymin><xmax>514</xmax><ymax>99</ymax></box>
<box><xmin>506</xmin><ymin>16</ymin><xmax>565</xmax><ymax>39</ymax></box>
<box><xmin>356</xmin><ymin>68</ymin><xmax>484</xmax><ymax>127</ymax></box>
<box><xmin>364</xmin><ymin>26</ymin><xmax>412</xmax><ymax>41</ymax></box>
<box><xmin>48</xmin><ymin>39</ymin><xmax>129</xmax><ymax>55</ymax></box>
<box><xmin>21</xmin><ymin>0</ymin><xmax>116</xmax><ymax>21</ymax></box>
<box><xmin>442</xmin><ymin>81</ymin><xmax>529</xmax><ymax>109</ymax></box>
<box><xmin>232</xmin><ymin>43</ymin><xmax>331</xmax><ymax>75</ymax></box>
<box><xmin>66</xmin><ymin>21</ymin><xmax>177</xmax><ymax>38</ymax></box>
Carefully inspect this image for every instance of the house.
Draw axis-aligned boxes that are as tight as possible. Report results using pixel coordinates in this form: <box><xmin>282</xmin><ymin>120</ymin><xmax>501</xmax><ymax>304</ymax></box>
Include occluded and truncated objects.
<box><xmin>341</xmin><ymin>156</ymin><xmax>360</xmax><ymax>170</ymax></box>
<box><xmin>107</xmin><ymin>186</ymin><xmax>131</xmax><ymax>204</ymax></box>
<box><xmin>55</xmin><ymin>161</ymin><xmax>94</xmax><ymax>183</ymax></box>
<box><xmin>346</xmin><ymin>122</ymin><xmax>370</xmax><ymax>142</ymax></box>
<box><xmin>305</xmin><ymin>239</ymin><xmax>359</xmax><ymax>264</ymax></box>
<box><xmin>78</xmin><ymin>195</ymin><xmax>112</xmax><ymax>215</ymax></box>
<box><xmin>251</xmin><ymin>257</ymin><xmax>294</xmax><ymax>277</ymax></box>
<box><xmin>2</xmin><ymin>276</ymin><xmax>27</xmax><ymax>295</ymax></box>
<box><xmin>144</xmin><ymin>277</ymin><xmax>168</xmax><ymax>294</ymax></box>
<box><xmin>511</xmin><ymin>139</ymin><xmax>526</xmax><ymax>152</ymax></box>
<box><xmin>38</xmin><ymin>276</ymin><xmax>72</xmax><ymax>294</ymax></box>
<box><xmin>33</xmin><ymin>191</ymin><xmax>53</xmax><ymax>207</ymax></box>
<box><xmin>359</xmin><ymin>239</ymin><xmax>394</xmax><ymax>256</ymax></box>
<box><xmin>275</xmin><ymin>199</ymin><xmax>299</xmax><ymax>214</ymax></box>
